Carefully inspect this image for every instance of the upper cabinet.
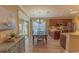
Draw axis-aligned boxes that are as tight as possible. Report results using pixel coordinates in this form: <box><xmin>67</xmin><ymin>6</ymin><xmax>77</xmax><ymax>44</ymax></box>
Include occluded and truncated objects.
<box><xmin>49</xmin><ymin>19</ymin><xmax>72</xmax><ymax>26</ymax></box>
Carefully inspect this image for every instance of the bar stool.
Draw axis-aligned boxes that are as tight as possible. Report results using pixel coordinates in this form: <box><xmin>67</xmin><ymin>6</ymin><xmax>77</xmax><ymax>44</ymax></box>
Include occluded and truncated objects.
<box><xmin>53</xmin><ymin>31</ymin><xmax>61</xmax><ymax>40</ymax></box>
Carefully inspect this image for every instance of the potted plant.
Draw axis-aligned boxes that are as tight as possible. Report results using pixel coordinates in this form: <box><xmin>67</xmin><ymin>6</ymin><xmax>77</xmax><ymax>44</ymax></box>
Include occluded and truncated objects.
<box><xmin>6</xmin><ymin>32</ymin><xmax>16</xmax><ymax>42</ymax></box>
<box><xmin>10</xmin><ymin>32</ymin><xmax>16</xmax><ymax>38</ymax></box>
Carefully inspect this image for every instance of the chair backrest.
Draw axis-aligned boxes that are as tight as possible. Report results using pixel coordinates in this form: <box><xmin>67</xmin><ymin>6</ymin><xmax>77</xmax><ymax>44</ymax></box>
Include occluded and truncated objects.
<box><xmin>54</xmin><ymin>31</ymin><xmax>61</xmax><ymax>40</ymax></box>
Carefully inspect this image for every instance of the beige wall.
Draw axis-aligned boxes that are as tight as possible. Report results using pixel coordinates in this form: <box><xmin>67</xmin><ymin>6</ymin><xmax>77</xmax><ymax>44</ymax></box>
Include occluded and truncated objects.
<box><xmin>72</xmin><ymin>15</ymin><xmax>79</xmax><ymax>31</ymax></box>
<box><xmin>68</xmin><ymin>15</ymin><xmax>79</xmax><ymax>52</ymax></box>
<box><xmin>0</xmin><ymin>6</ymin><xmax>18</xmax><ymax>43</ymax></box>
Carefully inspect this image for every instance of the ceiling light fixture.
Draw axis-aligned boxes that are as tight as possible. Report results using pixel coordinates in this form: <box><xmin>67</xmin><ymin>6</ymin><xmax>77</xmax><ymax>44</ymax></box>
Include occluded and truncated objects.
<box><xmin>70</xmin><ymin>11</ymin><xmax>79</xmax><ymax>14</ymax></box>
<box><xmin>69</xmin><ymin>9</ymin><xmax>73</xmax><ymax>11</ymax></box>
<box><xmin>69</xmin><ymin>9</ymin><xmax>79</xmax><ymax>14</ymax></box>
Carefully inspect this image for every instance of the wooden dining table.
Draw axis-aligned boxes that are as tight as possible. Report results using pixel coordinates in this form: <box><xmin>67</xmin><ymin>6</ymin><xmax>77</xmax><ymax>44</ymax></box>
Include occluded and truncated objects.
<box><xmin>32</xmin><ymin>34</ymin><xmax>47</xmax><ymax>45</ymax></box>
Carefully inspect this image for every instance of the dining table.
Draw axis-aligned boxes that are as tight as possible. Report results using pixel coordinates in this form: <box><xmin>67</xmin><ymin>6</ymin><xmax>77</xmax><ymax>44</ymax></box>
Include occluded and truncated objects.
<box><xmin>32</xmin><ymin>31</ymin><xmax>47</xmax><ymax>45</ymax></box>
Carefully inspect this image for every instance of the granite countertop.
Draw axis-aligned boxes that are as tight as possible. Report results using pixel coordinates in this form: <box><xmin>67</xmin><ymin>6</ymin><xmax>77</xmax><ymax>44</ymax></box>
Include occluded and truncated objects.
<box><xmin>0</xmin><ymin>36</ymin><xmax>23</xmax><ymax>52</ymax></box>
<box><xmin>61</xmin><ymin>31</ymin><xmax>79</xmax><ymax>35</ymax></box>
<box><xmin>49</xmin><ymin>28</ymin><xmax>61</xmax><ymax>32</ymax></box>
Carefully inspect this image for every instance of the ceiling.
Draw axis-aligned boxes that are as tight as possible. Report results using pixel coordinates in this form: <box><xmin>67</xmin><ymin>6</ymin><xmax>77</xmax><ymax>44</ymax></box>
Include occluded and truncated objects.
<box><xmin>22</xmin><ymin>5</ymin><xmax>79</xmax><ymax>19</ymax></box>
<box><xmin>0</xmin><ymin>6</ymin><xmax>17</xmax><ymax>17</ymax></box>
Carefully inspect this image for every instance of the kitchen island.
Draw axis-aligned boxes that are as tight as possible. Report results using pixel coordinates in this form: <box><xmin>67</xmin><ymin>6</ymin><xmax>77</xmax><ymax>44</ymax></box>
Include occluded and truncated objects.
<box><xmin>61</xmin><ymin>31</ymin><xmax>79</xmax><ymax>52</ymax></box>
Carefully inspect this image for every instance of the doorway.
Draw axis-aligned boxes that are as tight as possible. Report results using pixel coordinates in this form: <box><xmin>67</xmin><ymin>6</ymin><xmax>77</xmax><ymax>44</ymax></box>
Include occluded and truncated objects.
<box><xmin>19</xmin><ymin>19</ymin><xmax>29</xmax><ymax>39</ymax></box>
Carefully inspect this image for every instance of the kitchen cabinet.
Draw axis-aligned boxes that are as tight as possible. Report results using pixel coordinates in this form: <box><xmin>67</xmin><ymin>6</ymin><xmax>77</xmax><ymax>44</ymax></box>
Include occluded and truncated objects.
<box><xmin>60</xmin><ymin>34</ymin><xmax>66</xmax><ymax>49</ymax></box>
<box><xmin>49</xmin><ymin>19</ymin><xmax>72</xmax><ymax>26</ymax></box>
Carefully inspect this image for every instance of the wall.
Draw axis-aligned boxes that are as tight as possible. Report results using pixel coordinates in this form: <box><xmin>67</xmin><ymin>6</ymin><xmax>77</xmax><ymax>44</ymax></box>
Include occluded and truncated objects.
<box><xmin>67</xmin><ymin>15</ymin><xmax>79</xmax><ymax>52</ymax></box>
<box><xmin>0</xmin><ymin>6</ymin><xmax>18</xmax><ymax>43</ymax></box>
<box><xmin>72</xmin><ymin>15</ymin><xmax>79</xmax><ymax>31</ymax></box>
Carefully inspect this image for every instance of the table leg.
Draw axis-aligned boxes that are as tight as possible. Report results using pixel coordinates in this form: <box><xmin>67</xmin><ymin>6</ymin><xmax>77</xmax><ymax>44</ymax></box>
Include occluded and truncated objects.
<box><xmin>45</xmin><ymin>35</ymin><xmax>47</xmax><ymax>44</ymax></box>
<box><xmin>33</xmin><ymin>36</ymin><xmax>34</xmax><ymax>45</ymax></box>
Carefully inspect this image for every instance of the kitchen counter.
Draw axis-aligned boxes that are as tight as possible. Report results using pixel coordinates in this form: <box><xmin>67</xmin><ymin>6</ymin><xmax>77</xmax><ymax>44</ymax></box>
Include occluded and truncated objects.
<box><xmin>49</xmin><ymin>28</ymin><xmax>57</xmax><ymax>32</ymax></box>
<box><xmin>62</xmin><ymin>31</ymin><xmax>79</xmax><ymax>35</ymax></box>
<box><xmin>61</xmin><ymin>31</ymin><xmax>79</xmax><ymax>52</ymax></box>
<box><xmin>49</xmin><ymin>28</ymin><xmax>61</xmax><ymax>38</ymax></box>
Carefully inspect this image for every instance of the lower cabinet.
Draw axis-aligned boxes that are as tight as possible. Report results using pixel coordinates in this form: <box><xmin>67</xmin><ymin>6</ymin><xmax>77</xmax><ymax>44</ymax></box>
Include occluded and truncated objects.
<box><xmin>60</xmin><ymin>35</ymin><xmax>66</xmax><ymax>49</ymax></box>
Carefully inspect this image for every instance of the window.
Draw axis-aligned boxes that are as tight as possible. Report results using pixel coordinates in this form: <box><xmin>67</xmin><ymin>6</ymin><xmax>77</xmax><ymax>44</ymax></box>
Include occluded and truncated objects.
<box><xmin>32</xmin><ymin>19</ymin><xmax>46</xmax><ymax>35</ymax></box>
